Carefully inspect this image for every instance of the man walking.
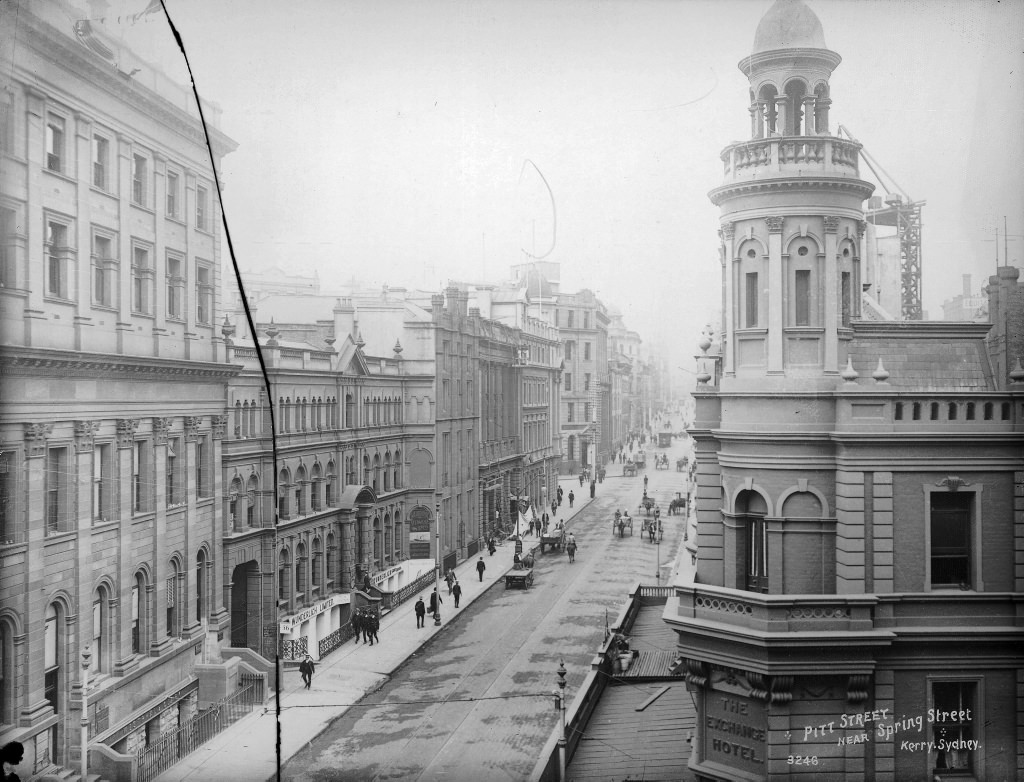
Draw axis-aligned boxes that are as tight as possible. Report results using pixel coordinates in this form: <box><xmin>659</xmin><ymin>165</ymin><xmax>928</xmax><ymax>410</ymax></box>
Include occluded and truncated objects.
<box><xmin>367</xmin><ymin>614</ymin><xmax>379</xmax><ymax>645</ymax></box>
<box><xmin>299</xmin><ymin>655</ymin><xmax>315</xmax><ymax>689</ymax></box>
<box><xmin>568</xmin><ymin>490</ymin><xmax>574</xmax><ymax>508</ymax></box>
<box><xmin>452</xmin><ymin>580</ymin><xmax>462</xmax><ymax>608</ymax></box>
<box><xmin>476</xmin><ymin>556</ymin><xmax>486</xmax><ymax>582</ymax></box>
<box><xmin>351</xmin><ymin>610</ymin><xmax>363</xmax><ymax>644</ymax></box>
<box><xmin>415</xmin><ymin>596</ymin><xmax>426</xmax><ymax>628</ymax></box>
<box><xmin>428</xmin><ymin>588</ymin><xmax>442</xmax><ymax>621</ymax></box>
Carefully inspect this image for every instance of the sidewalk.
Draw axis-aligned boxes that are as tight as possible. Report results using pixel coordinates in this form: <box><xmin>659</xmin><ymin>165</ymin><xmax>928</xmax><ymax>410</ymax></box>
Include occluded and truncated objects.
<box><xmin>155</xmin><ymin>479</ymin><xmax>598</xmax><ymax>782</ymax></box>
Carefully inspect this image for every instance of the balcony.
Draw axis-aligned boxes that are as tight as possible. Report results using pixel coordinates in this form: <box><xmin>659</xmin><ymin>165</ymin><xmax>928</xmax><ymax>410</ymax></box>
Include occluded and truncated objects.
<box><xmin>719</xmin><ymin>136</ymin><xmax>863</xmax><ymax>184</ymax></box>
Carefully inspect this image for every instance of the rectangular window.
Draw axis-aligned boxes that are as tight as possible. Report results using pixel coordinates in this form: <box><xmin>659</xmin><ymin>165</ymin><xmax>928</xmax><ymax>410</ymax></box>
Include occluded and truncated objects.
<box><xmin>841</xmin><ymin>271</ymin><xmax>851</xmax><ymax>327</ymax></box>
<box><xmin>567</xmin><ymin>310</ymin><xmax>574</xmax><ymax>328</ymax></box>
<box><xmin>46</xmin><ymin>114</ymin><xmax>65</xmax><ymax>172</ymax></box>
<box><xmin>564</xmin><ymin>373</ymin><xmax>572</xmax><ymax>392</ymax></box>
<box><xmin>132</xmin><ymin>154</ymin><xmax>148</xmax><ymax>206</ymax></box>
<box><xmin>92</xmin><ymin>134</ymin><xmax>109</xmax><ymax>190</ymax></box>
<box><xmin>585</xmin><ymin>402</ymin><xmax>592</xmax><ymax>421</ymax></box>
<box><xmin>0</xmin><ymin>92</ymin><xmax>11</xmax><ymax>154</ymax></box>
<box><xmin>794</xmin><ymin>269</ymin><xmax>810</xmax><ymax>326</ymax></box>
<box><xmin>195</xmin><ymin>184</ymin><xmax>209</xmax><ymax>231</ymax></box>
<box><xmin>166</xmin><ymin>171</ymin><xmax>180</xmax><ymax>218</ymax></box>
<box><xmin>565</xmin><ymin>341</ymin><xmax>572</xmax><ymax>360</ymax></box>
<box><xmin>133</xmin><ymin>441</ymin><xmax>149</xmax><ymax>514</ymax></box>
<box><xmin>566</xmin><ymin>402</ymin><xmax>574</xmax><ymax>422</ymax></box>
<box><xmin>45</xmin><ymin>447</ymin><xmax>68</xmax><ymax>534</ymax></box>
<box><xmin>584</xmin><ymin>312</ymin><xmax>590</xmax><ymax>329</ymax></box>
<box><xmin>166</xmin><ymin>437</ymin><xmax>183</xmax><ymax>506</ymax></box>
<box><xmin>584</xmin><ymin>342</ymin><xmax>591</xmax><ymax>360</ymax></box>
<box><xmin>92</xmin><ymin>444</ymin><xmax>112</xmax><ymax>522</ymax></box>
<box><xmin>442</xmin><ymin>380</ymin><xmax>450</xmax><ymax>412</ymax></box>
<box><xmin>196</xmin><ymin>262</ymin><xmax>212</xmax><ymax>324</ymax></box>
<box><xmin>930</xmin><ymin>492</ymin><xmax>972</xmax><ymax>587</ymax></box>
<box><xmin>196</xmin><ymin>434</ymin><xmax>211</xmax><ymax>498</ymax></box>
<box><xmin>745</xmin><ymin>272</ymin><xmax>759</xmax><ymax>328</ymax></box>
<box><xmin>132</xmin><ymin>244</ymin><xmax>152</xmax><ymax>314</ymax></box>
<box><xmin>931</xmin><ymin>681</ymin><xmax>976</xmax><ymax>774</ymax></box>
<box><xmin>584</xmin><ymin>373</ymin><xmax>591</xmax><ymax>391</ymax></box>
<box><xmin>45</xmin><ymin>218</ymin><xmax>70</xmax><ymax>299</ymax></box>
<box><xmin>0</xmin><ymin>207</ymin><xmax>15</xmax><ymax>288</ymax></box>
<box><xmin>166</xmin><ymin>253</ymin><xmax>184</xmax><ymax>319</ymax></box>
<box><xmin>92</xmin><ymin>231</ymin><xmax>117</xmax><ymax>308</ymax></box>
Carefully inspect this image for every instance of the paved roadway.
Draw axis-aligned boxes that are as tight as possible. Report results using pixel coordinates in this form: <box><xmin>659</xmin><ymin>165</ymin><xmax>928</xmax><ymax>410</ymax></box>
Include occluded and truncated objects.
<box><xmin>281</xmin><ymin>432</ymin><xmax>691</xmax><ymax>782</ymax></box>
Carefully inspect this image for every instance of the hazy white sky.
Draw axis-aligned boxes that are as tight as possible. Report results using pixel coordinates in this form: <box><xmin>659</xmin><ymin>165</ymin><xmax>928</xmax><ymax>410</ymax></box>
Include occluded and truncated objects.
<box><xmin>115</xmin><ymin>0</ymin><xmax>1024</xmax><ymax>367</ymax></box>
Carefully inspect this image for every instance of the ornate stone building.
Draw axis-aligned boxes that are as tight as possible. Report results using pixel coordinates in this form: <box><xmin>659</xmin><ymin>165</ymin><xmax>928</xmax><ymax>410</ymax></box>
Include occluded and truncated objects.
<box><xmin>0</xmin><ymin>1</ymin><xmax>244</xmax><ymax>776</ymax></box>
<box><xmin>667</xmin><ymin>2</ymin><xmax>1024</xmax><ymax>781</ymax></box>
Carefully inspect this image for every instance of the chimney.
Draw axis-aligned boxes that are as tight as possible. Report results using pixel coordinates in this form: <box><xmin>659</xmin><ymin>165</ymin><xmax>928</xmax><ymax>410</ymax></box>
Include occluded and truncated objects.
<box><xmin>333</xmin><ymin>297</ymin><xmax>356</xmax><ymax>340</ymax></box>
<box><xmin>962</xmin><ymin>274</ymin><xmax>971</xmax><ymax>298</ymax></box>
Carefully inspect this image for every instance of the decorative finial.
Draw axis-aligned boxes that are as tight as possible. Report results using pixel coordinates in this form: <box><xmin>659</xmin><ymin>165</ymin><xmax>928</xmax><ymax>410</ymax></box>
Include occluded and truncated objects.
<box><xmin>355</xmin><ymin>328</ymin><xmax>365</xmax><ymax>350</ymax></box>
<box><xmin>221</xmin><ymin>315</ymin><xmax>235</xmax><ymax>343</ymax></box>
<box><xmin>393</xmin><ymin>339</ymin><xmax>403</xmax><ymax>356</ymax></box>
<box><xmin>872</xmin><ymin>358</ymin><xmax>889</xmax><ymax>384</ymax></box>
<box><xmin>265</xmin><ymin>319</ymin><xmax>279</xmax><ymax>345</ymax></box>
<box><xmin>1009</xmin><ymin>358</ymin><xmax>1024</xmax><ymax>384</ymax></box>
<box><xmin>841</xmin><ymin>356</ymin><xmax>859</xmax><ymax>383</ymax></box>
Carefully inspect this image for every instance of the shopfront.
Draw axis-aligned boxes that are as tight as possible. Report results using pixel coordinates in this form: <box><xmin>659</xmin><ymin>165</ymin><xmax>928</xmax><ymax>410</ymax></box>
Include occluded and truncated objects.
<box><xmin>279</xmin><ymin>593</ymin><xmax>350</xmax><ymax>661</ymax></box>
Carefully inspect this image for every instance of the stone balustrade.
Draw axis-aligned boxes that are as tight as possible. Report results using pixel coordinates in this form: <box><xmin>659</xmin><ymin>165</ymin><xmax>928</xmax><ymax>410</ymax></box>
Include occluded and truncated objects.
<box><xmin>720</xmin><ymin>135</ymin><xmax>862</xmax><ymax>182</ymax></box>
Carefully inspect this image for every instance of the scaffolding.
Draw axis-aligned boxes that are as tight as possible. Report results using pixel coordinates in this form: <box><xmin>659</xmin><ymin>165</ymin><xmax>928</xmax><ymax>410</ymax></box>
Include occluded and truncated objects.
<box><xmin>839</xmin><ymin>125</ymin><xmax>926</xmax><ymax>320</ymax></box>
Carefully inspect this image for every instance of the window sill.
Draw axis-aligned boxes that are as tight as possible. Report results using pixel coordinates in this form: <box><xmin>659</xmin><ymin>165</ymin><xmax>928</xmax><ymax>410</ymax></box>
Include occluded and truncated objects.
<box><xmin>165</xmin><ymin>215</ymin><xmax>186</xmax><ymax>227</ymax></box>
<box><xmin>131</xmin><ymin>311</ymin><xmax>156</xmax><ymax>320</ymax></box>
<box><xmin>43</xmin><ymin>167</ymin><xmax>77</xmax><ymax>185</ymax></box>
<box><xmin>43</xmin><ymin>295</ymin><xmax>75</xmax><ymax>306</ymax></box>
<box><xmin>92</xmin><ymin>303</ymin><xmax>118</xmax><ymax>314</ymax></box>
<box><xmin>90</xmin><ymin>185</ymin><xmax>118</xmax><ymax>200</ymax></box>
<box><xmin>130</xmin><ymin>202</ymin><xmax>155</xmax><ymax>215</ymax></box>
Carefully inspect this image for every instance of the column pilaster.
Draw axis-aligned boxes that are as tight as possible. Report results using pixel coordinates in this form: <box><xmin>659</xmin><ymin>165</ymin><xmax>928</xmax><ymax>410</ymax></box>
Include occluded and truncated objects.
<box><xmin>721</xmin><ymin>222</ymin><xmax>736</xmax><ymax>377</ymax></box>
<box><xmin>765</xmin><ymin>216</ymin><xmax>784</xmax><ymax>374</ymax></box>
<box><xmin>823</xmin><ymin>216</ymin><xmax>840</xmax><ymax>373</ymax></box>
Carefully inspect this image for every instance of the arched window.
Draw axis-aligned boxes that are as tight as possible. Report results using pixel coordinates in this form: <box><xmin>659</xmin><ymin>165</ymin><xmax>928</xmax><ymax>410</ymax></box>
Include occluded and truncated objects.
<box><xmin>362</xmin><ymin>455</ymin><xmax>371</xmax><ymax>485</ymax></box>
<box><xmin>372</xmin><ymin>454</ymin><xmax>381</xmax><ymax>493</ymax></box>
<box><xmin>326</xmin><ymin>461</ymin><xmax>336</xmax><ymax>507</ymax></box>
<box><xmin>278</xmin><ymin>548</ymin><xmax>291</xmax><ymax>604</ymax></box>
<box><xmin>166</xmin><ymin>559</ymin><xmax>181</xmax><ymax>638</ymax></box>
<box><xmin>246</xmin><ymin>474</ymin><xmax>259</xmax><ymax>526</ymax></box>
<box><xmin>372</xmin><ymin>517</ymin><xmax>382</xmax><ymax>566</ymax></box>
<box><xmin>196</xmin><ymin>550</ymin><xmax>207</xmax><ymax>624</ymax></box>
<box><xmin>393</xmin><ymin>450</ymin><xmax>401</xmax><ymax>490</ymax></box>
<box><xmin>294</xmin><ymin>465</ymin><xmax>308</xmax><ymax>516</ymax></box>
<box><xmin>735</xmin><ymin>490</ymin><xmax>769</xmax><ymax>594</ymax></box>
<box><xmin>234</xmin><ymin>400</ymin><xmax>242</xmax><ymax>438</ymax></box>
<box><xmin>311</xmin><ymin>538</ymin><xmax>322</xmax><ymax>593</ymax></box>
<box><xmin>131</xmin><ymin>571</ymin><xmax>147</xmax><ymax>654</ymax></box>
<box><xmin>228</xmin><ymin>476</ymin><xmax>243</xmax><ymax>530</ymax></box>
<box><xmin>326</xmin><ymin>533</ymin><xmax>337</xmax><ymax>585</ymax></box>
<box><xmin>295</xmin><ymin>542</ymin><xmax>307</xmax><ymax>603</ymax></box>
<box><xmin>91</xmin><ymin>586</ymin><xmax>110</xmax><ymax>675</ymax></box>
<box><xmin>383</xmin><ymin>452</ymin><xmax>392</xmax><ymax>492</ymax></box>
<box><xmin>0</xmin><ymin>617</ymin><xmax>15</xmax><ymax>724</ymax></box>
<box><xmin>758</xmin><ymin>84</ymin><xmax>778</xmax><ymax>135</ymax></box>
<box><xmin>311</xmin><ymin>463</ymin><xmax>323</xmax><ymax>512</ymax></box>
<box><xmin>784</xmin><ymin>80</ymin><xmax>806</xmax><ymax>135</ymax></box>
<box><xmin>278</xmin><ymin>467</ymin><xmax>291</xmax><ymax>519</ymax></box>
<box><xmin>44</xmin><ymin>602</ymin><xmax>62</xmax><ymax>715</ymax></box>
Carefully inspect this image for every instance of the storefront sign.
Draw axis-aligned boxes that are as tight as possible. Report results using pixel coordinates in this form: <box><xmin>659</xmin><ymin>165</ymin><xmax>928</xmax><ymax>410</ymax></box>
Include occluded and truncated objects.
<box><xmin>279</xmin><ymin>594</ymin><xmax>339</xmax><ymax>634</ymax></box>
<box><xmin>704</xmin><ymin>693</ymin><xmax>767</xmax><ymax>775</ymax></box>
<box><xmin>371</xmin><ymin>565</ymin><xmax>402</xmax><ymax>586</ymax></box>
<box><xmin>409</xmin><ymin>506</ymin><xmax>432</xmax><ymax>558</ymax></box>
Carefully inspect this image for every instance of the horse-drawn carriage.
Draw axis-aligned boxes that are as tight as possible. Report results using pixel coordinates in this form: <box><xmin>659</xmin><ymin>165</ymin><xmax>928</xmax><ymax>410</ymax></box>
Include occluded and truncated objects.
<box><xmin>634</xmin><ymin>450</ymin><xmax>647</xmax><ymax>468</ymax></box>
<box><xmin>668</xmin><ymin>491</ymin><xmax>687</xmax><ymax>515</ymax></box>
<box><xmin>640</xmin><ymin>494</ymin><xmax>655</xmax><ymax>516</ymax></box>
<box><xmin>657</xmin><ymin>431</ymin><xmax>673</xmax><ymax>448</ymax></box>
<box><xmin>539</xmin><ymin>527</ymin><xmax>565</xmax><ymax>554</ymax></box>
<box><xmin>641</xmin><ymin>517</ymin><xmax>664</xmax><ymax>542</ymax></box>
<box><xmin>622</xmin><ymin>462</ymin><xmax>638</xmax><ymax>477</ymax></box>
<box><xmin>613</xmin><ymin>514</ymin><xmax>633</xmax><ymax>537</ymax></box>
<box><xmin>676</xmin><ymin>456</ymin><xmax>688</xmax><ymax>472</ymax></box>
<box><xmin>654</xmin><ymin>454</ymin><xmax>670</xmax><ymax>470</ymax></box>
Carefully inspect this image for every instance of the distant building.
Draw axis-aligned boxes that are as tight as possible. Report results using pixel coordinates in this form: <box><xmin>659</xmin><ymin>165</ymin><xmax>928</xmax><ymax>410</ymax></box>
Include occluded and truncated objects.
<box><xmin>668</xmin><ymin>2</ymin><xmax>1024</xmax><ymax>781</ymax></box>
<box><xmin>941</xmin><ymin>274</ymin><xmax>988</xmax><ymax>322</ymax></box>
<box><xmin>0</xmin><ymin>1</ymin><xmax>244</xmax><ymax>776</ymax></box>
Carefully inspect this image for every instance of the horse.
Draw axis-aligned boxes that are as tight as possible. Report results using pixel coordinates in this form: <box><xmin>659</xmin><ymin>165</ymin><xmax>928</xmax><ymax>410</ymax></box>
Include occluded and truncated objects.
<box><xmin>566</xmin><ymin>540</ymin><xmax>577</xmax><ymax>563</ymax></box>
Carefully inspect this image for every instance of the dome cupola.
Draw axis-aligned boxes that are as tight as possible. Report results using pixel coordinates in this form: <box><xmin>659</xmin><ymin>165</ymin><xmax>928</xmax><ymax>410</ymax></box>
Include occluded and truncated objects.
<box><xmin>752</xmin><ymin>0</ymin><xmax>828</xmax><ymax>54</ymax></box>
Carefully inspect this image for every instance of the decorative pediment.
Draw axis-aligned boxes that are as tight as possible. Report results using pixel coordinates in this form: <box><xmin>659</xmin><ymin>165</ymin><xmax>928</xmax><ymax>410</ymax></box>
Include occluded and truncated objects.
<box><xmin>936</xmin><ymin>475</ymin><xmax>971</xmax><ymax>492</ymax></box>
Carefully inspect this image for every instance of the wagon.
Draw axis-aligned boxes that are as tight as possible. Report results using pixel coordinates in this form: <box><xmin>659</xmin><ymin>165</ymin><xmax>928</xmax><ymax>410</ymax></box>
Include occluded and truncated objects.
<box><xmin>540</xmin><ymin>528</ymin><xmax>565</xmax><ymax>554</ymax></box>
<box><xmin>657</xmin><ymin>432</ymin><xmax>673</xmax><ymax>448</ymax></box>
<box><xmin>623</xmin><ymin>462</ymin><xmax>638</xmax><ymax>477</ymax></box>
<box><xmin>505</xmin><ymin>568</ymin><xmax>534</xmax><ymax>589</ymax></box>
<box><xmin>676</xmin><ymin>457</ymin><xmax>688</xmax><ymax>472</ymax></box>
<box><xmin>668</xmin><ymin>492</ymin><xmax>687</xmax><ymax>515</ymax></box>
<box><xmin>613</xmin><ymin>515</ymin><xmax>633</xmax><ymax>537</ymax></box>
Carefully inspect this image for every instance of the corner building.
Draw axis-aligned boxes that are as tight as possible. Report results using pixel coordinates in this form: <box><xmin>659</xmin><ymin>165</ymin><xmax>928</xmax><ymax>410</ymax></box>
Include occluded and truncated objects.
<box><xmin>665</xmin><ymin>2</ymin><xmax>1024</xmax><ymax>781</ymax></box>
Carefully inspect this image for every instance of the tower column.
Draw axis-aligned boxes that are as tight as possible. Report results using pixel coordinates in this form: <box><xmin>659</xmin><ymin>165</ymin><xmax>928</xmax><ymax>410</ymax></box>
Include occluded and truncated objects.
<box><xmin>722</xmin><ymin>223</ymin><xmax>736</xmax><ymax>376</ymax></box>
<box><xmin>750</xmin><ymin>103</ymin><xmax>762</xmax><ymax>139</ymax></box>
<box><xmin>773</xmin><ymin>96</ymin><xmax>787</xmax><ymax>136</ymax></box>
<box><xmin>816</xmin><ymin>97</ymin><xmax>831</xmax><ymax>135</ymax></box>
<box><xmin>823</xmin><ymin>216</ymin><xmax>840</xmax><ymax>373</ymax></box>
<box><xmin>802</xmin><ymin>96</ymin><xmax>816</xmax><ymax>135</ymax></box>
<box><xmin>766</xmin><ymin>217</ymin><xmax>784</xmax><ymax>374</ymax></box>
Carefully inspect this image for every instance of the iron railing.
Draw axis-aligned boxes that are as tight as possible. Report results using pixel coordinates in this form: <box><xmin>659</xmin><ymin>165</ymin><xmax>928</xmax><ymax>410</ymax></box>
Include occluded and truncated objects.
<box><xmin>136</xmin><ymin>682</ymin><xmax>262</xmax><ymax>782</ymax></box>
<box><xmin>279</xmin><ymin>636</ymin><xmax>308</xmax><ymax>661</ymax></box>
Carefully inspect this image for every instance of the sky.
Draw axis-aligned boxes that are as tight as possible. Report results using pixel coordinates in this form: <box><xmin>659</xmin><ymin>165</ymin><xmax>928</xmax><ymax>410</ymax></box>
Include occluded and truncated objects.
<box><xmin>102</xmin><ymin>0</ymin><xmax>1024</xmax><ymax>372</ymax></box>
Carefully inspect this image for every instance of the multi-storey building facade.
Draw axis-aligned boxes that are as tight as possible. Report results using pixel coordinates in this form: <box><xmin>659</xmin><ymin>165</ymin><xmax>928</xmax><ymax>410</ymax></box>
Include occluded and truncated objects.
<box><xmin>667</xmin><ymin>3</ymin><xmax>1024</xmax><ymax>781</ymax></box>
<box><xmin>0</xmin><ymin>1</ymin><xmax>241</xmax><ymax>775</ymax></box>
<box><xmin>557</xmin><ymin>290</ymin><xmax>610</xmax><ymax>473</ymax></box>
<box><xmin>221</xmin><ymin>320</ymin><xmax>435</xmax><ymax>662</ymax></box>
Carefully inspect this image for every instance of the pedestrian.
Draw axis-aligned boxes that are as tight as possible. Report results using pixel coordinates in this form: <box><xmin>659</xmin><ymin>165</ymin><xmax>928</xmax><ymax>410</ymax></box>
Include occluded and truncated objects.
<box><xmin>367</xmin><ymin>614</ymin><xmax>379</xmax><ymax>645</ymax></box>
<box><xmin>415</xmin><ymin>596</ymin><xmax>426</xmax><ymax>628</ymax></box>
<box><xmin>351</xmin><ymin>609</ymin><xmax>363</xmax><ymax>643</ymax></box>
<box><xmin>362</xmin><ymin>572</ymin><xmax>372</xmax><ymax>592</ymax></box>
<box><xmin>476</xmin><ymin>556</ymin><xmax>486</xmax><ymax>582</ymax></box>
<box><xmin>445</xmin><ymin>569</ymin><xmax>455</xmax><ymax>594</ymax></box>
<box><xmin>362</xmin><ymin>611</ymin><xmax>372</xmax><ymax>643</ymax></box>
<box><xmin>428</xmin><ymin>588</ymin><xmax>442</xmax><ymax>621</ymax></box>
<box><xmin>551</xmin><ymin>499</ymin><xmax>558</xmax><ymax>515</ymax></box>
<box><xmin>644</xmin><ymin>474</ymin><xmax>648</xmax><ymax>489</ymax></box>
<box><xmin>542</xmin><ymin>510</ymin><xmax>549</xmax><ymax>528</ymax></box>
<box><xmin>579</xmin><ymin>473</ymin><xmax>585</xmax><ymax>487</ymax></box>
<box><xmin>568</xmin><ymin>490</ymin><xmax>574</xmax><ymax>508</ymax></box>
<box><xmin>300</xmin><ymin>655</ymin><xmax>315</xmax><ymax>689</ymax></box>
<box><xmin>452</xmin><ymin>580</ymin><xmax>462</xmax><ymax>608</ymax></box>
<box><xmin>566</xmin><ymin>537</ymin><xmax>577</xmax><ymax>564</ymax></box>
<box><xmin>590</xmin><ymin>480</ymin><xmax>596</xmax><ymax>498</ymax></box>
<box><xmin>2</xmin><ymin>741</ymin><xmax>24</xmax><ymax>782</ymax></box>
<box><xmin>488</xmin><ymin>537</ymin><xmax>497</xmax><ymax>556</ymax></box>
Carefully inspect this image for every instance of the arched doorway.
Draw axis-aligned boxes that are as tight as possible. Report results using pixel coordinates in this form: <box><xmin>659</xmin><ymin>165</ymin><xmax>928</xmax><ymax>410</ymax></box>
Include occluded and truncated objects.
<box><xmin>230</xmin><ymin>560</ymin><xmax>261</xmax><ymax>650</ymax></box>
<box><xmin>736</xmin><ymin>490</ymin><xmax>769</xmax><ymax>593</ymax></box>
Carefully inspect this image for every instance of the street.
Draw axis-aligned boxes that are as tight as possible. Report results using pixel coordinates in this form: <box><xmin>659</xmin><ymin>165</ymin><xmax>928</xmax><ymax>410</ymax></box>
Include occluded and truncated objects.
<box><xmin>280</xmin><ymin>431</ymin><xmax>692</xmax><ymax>782</ymax></box>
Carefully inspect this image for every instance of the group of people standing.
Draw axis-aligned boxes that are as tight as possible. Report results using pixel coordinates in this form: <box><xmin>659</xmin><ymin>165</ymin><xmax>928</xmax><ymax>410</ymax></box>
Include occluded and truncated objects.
<box><xmin>351</xmin><ymin>608</ymin><xmax>381</xmax><ymax>646</ymax></box>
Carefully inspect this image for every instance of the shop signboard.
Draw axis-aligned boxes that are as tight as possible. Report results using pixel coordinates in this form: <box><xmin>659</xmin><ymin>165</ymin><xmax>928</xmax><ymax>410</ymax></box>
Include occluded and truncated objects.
<box><xmin>371</xmin><ymin>564</ymin><xmax>402</xmax><ymax>586</ymax></box>
<box><xmin>279</xmin><ymin>594</ymin><xmax>339</xmax><ymax>634</ymax></box>
<box><xmin>409</xmin><ymin>506</ymin><xmax>432</xmax><ymax>559</ymax></box>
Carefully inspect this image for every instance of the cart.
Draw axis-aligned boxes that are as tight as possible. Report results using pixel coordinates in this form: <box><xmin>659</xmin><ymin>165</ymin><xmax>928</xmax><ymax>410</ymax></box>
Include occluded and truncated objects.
<box><xmin>540</xmin><ymin>528</ymin><xmax>565</xmax><ymax>554</ymax></box>
<box><xmin>657</xmin><ymin>432</ymin><xmax>673</xmax><ymax>448</ymax></box>
<box><xmin>614</xmin><ymin>515</ymin><xmax>633</xmax><ymax>537</ymax></box>
<box><xmin>505</xmin><ymin>568</ymin><xmax>534</xmax><ymax>589</ymax></box>
<box><xmin>623</xmin><ymin>462</ymin><xmax>638</xmax><ymax>477</ymax></box>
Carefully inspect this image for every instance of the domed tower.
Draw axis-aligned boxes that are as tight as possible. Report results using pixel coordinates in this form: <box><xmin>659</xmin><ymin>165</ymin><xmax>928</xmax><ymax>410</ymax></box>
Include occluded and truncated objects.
<box><xmin>710</xmin><ymin>0</ymin><xmax>874</xmax><ymax>391</ymax></box>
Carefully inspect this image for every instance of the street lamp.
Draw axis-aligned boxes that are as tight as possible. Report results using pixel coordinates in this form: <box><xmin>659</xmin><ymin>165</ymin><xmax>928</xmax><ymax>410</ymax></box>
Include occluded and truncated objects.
<box><xmin>80</xmin><ymin>646</ymin><xmax>91</xmax><ymax>782</ymax></box>
<box><xmin>555</xmin><ymin>659</ymin><xmax>567</xmax><ymax>781</ymax></box>
<box><xmin>434</xmin><ymin>502</ymin><xmax>442</xmax><ymax>626</ymax></box>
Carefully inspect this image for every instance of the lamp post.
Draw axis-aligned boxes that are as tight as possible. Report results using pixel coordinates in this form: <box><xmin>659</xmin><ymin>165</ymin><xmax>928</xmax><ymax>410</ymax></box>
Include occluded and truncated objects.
<box><xmin>655</xmin><ymin>523</ymin><xmax>661</xmax><ymax>582</ymax></box>
<box><xmin>434</xmin><ymin>502</ymin><xmax>442</xmax><ymax>626</ymax></box>
<box><xmin>555</xmin><ymin>659</ymin><xmax>567</xmax><ymax>781</ymax></box>
<box><xmin>80</xmin><ymin>646</ymin><xmax>91</xmax><ymax>782</ymax></box>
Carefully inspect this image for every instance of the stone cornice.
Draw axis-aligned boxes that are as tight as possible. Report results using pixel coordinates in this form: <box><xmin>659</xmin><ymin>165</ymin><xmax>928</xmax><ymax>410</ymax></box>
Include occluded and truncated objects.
<box><xmin>14</xmin><ymin>11</ymin><xmax>237</xmax><ymax>158</ymax></box>
<box><xmin>0</xmin><ymin>345</ymin><xmax>243</xmax><ymax>381</ymax></box>
<box><xmin>709</xmin><ymin>177</ymin><xmax>875</xmax><ymax>206</ymax></box>
<box><xmin>851</xmin><ymin>320</ymin><xmax>993</xmax><ymax>339</ymax></box>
